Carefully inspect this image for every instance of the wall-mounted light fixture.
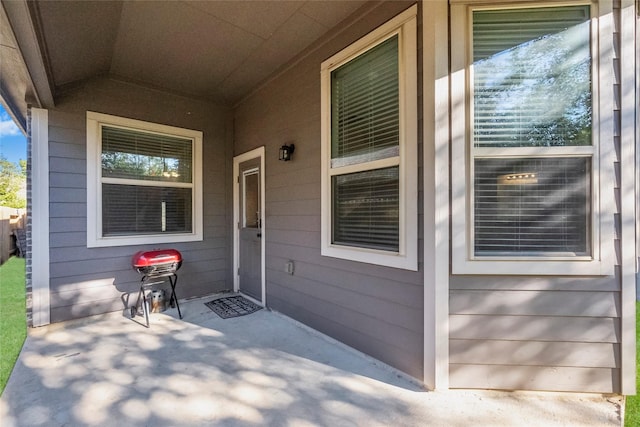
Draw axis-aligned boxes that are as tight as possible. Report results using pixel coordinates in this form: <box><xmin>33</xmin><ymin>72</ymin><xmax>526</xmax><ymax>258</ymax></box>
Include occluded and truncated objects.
<box><xmin>279</xmin><ymin>144</ymin><xmax>295</xmax><ymax>161</ymax></box>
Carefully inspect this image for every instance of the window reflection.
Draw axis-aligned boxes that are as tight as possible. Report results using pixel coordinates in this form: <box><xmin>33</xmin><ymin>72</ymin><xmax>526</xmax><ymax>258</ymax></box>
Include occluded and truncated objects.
<box><xmin>473</xmin><ymin>6</ymin><xmax>592</xmax><ymax>147</ymax></box>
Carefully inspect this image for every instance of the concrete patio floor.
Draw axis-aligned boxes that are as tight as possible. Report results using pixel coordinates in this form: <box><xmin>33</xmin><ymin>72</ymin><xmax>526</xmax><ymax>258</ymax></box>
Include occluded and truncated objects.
<box><xmin>1</xmin><ymin>294</ymin><xmax>623</xmax><ymax>427</ymax></box>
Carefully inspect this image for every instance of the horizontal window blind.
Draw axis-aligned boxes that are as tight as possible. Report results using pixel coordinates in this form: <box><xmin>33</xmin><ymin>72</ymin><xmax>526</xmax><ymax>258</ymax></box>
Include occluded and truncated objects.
<box><xmin>102</xmin><ymin>126</ymin><xmax>192</xmax><ymax>183</ymax></box>
<box><xmin>473</xmin><ymin>6</ymin><xmax>592</xmax><ymax>148</ymax></box>
<box><xmin>331</xmin><ymin>35</ymin><xmax>399</xmax><ymax>166</ymax></box>
<box><xmin>102</xmin><ymin>184</ymin><xmax>192</xmax><ymax>236</ymax></box>
<box><xmin>332</xmin><ymin>167</ymin><xmax>399</xmax><ymax>251</ymax></box>
<box><xmin>101</xmin><ymin>125</ymin><xmax>194</xmax><ymax>237</ymax></box>
<box><xmin>474</xmin><ymin>157</ymin><xmax>590</xmax><ymax>256</ymax></box>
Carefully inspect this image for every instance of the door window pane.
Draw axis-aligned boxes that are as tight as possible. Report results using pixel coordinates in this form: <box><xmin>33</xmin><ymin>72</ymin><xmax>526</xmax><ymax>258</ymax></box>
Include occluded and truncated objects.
<box><xmin>243</xmin><ymin>171</ymin><xmax>260</xmax><ymax>228</ymax></box>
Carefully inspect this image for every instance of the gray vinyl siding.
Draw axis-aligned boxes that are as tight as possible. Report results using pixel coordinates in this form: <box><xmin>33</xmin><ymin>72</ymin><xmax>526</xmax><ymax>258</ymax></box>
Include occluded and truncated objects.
<box><xmin>449</xmin><ymin>1</ymin><xmax>623</xmax><ymax>393</ymax></box>
<box><xmin>47</xmin><ymin>77</ymin><xmax>233</xmax><ymax>323</ymax></box>
<box><xmin>233</xmin><ymin>1</ymin><xmax>424</xmax><ymax>379</ymax></box>
<box><xmin>449</xmin><ymin>281</ymin><xmax>621</xmax><ymax>392</ymax></box>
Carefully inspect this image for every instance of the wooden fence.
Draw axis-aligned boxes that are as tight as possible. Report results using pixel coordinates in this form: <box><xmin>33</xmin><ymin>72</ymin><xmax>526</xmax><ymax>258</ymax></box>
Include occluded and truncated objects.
<box><xmin>0</xmin><ymin>207</ymin><xmax>26</xmax><ymax>265</ymax></box>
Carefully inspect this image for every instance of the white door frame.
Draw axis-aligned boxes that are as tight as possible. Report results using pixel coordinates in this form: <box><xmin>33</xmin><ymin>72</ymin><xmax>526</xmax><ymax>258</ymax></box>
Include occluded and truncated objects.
<box><xmin>233</xmin><ymin>146</ymin><xmax>266</xmax><ymax>306</ymax></box>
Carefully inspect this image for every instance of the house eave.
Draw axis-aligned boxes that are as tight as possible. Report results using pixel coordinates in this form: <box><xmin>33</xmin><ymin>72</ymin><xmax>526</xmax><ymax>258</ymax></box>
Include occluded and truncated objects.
<box><xmin>1</xmin><ymin>0</ymin><xmax>55</xmax><ymax>126</ymax></box>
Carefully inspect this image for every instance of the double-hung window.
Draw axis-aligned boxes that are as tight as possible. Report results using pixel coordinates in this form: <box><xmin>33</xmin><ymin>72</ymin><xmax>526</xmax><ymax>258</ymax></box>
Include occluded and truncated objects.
<box><xmin>320</xmin><ymin>5</ymin><xmax>417</xmax><ymax>270</ymax></box>
<box><xmin>451</xmin><ymin>2</ymin><xmax>612</xmax><ymax>275</ymax></box>
<box><xmin>87</xmin><ymin>112</ymin><xmax>203</xmax><ymax>247</ymax></box>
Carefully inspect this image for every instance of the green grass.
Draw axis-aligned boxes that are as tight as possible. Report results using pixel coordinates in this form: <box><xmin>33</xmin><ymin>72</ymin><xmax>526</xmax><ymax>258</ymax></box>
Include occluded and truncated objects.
<box><xmin>625</xmin><ymin>301</ymin><xmax>640</xmax><ymax>426</ymax></box>
<box><xmin>0</xmin><ymin>256</ymin><xmax>26</xmax><ymax>396</ymax></box>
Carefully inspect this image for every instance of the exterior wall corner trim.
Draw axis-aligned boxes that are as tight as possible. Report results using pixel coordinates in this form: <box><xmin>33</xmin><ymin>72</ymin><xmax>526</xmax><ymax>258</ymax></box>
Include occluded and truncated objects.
<box><xmin>30</xmin><ymin>107</ymin><xmax>50</xmax><ymax>327</ymax></box>
<box><xmin>619</xmin><ymin>0</ymin><xmax>638</xmax><ymax>396</ymax></box>
<box><xmin>423</xmin><ymin>0</ymin><xmax>450</xmax><ymax>391</ymax></box>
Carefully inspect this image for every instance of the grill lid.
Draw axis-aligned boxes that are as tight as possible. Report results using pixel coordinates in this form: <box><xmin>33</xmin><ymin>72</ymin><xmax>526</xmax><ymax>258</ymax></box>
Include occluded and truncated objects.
<box><xmin>132</xmin><ymin>249</ymin><xmax>182</xmax><ymax>269</ymax></box>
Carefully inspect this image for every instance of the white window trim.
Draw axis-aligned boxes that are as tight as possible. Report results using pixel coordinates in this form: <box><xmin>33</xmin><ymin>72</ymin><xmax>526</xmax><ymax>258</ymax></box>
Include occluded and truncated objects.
<box><xmin>320</xmin><ymin>5</ymin><xmax>418</xmax><ymax>271</ymax></box>
<box><xmin>451</xmin><ymin>0</ymin><xmax>614</xmax><ymax>275</ymax></box>
<box><xmin>86</xmin><ymin>111</ymin><xmax>203</xmax><ymax>248</ymax></box>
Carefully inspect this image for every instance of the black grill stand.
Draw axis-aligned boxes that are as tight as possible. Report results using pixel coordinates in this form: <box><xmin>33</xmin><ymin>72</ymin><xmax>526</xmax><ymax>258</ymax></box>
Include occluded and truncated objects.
<box><xmin>131</xmin><ymin>272</ymin><xmax>182</xmax><ymax>328</ymax></box>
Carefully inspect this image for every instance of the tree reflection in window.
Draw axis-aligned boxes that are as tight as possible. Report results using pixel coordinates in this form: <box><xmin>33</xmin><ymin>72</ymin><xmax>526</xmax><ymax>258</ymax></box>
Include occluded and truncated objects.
<box><xmin>473</xmin><ymin>6</ymin><xmax>592</xmax><ymax>148</ymax></box>
<box><xmin>101</xmin><ymin>126</ymin><xmax>192</xmax><ymax>183</ymax></box>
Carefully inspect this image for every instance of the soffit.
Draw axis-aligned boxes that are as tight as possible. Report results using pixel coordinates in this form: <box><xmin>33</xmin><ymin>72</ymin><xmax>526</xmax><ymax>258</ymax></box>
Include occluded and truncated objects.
<box><xmin>0</xmin><ymin>2</ymin><xmax>34</xmax><ymax>131</ymax></box>
<box><xmin>32</xmin><ymin>0</ymin><xmax>368</xmax><ymax>105</ymax></box>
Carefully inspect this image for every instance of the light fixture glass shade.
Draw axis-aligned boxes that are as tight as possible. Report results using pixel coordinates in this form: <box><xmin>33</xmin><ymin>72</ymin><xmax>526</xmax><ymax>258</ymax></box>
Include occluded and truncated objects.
<box><xmin>279</xmin><ymin>144</ymin><xmax>294</xmax><ymax>161</ymax></box>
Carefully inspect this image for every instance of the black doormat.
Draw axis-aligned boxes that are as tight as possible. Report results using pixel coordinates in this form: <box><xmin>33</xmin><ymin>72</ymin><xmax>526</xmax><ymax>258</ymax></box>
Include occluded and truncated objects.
<box><xmin>205</xmin><ymin>295</ymin><xmax>262</xmax><ymax>319</ymax></box>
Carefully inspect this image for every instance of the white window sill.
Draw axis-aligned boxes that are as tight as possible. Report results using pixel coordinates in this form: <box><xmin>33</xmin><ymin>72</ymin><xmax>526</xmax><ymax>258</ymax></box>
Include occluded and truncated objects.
<box><xmin>322</xmin><ymin>244</ymin><xmax>418</xmax><ymax>271</ymax></box>
<box><xmin>87</xmin><ymin>233</ymin><xmax>202</xmax><ymax>248</ymax></box>
<box><xmin>452</xmin><ymin>258</ymin><xmax>613</xmax><ymax>276</ymax></box>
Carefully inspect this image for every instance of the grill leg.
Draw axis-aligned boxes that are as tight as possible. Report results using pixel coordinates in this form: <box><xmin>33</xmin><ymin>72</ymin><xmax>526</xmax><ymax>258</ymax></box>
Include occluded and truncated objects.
<box><xmin>133</xmin><ymin>275</ymin><xmax>151</xmax><ymax>328</ymax></box>
<box><xmin>141</xmin><ymin>285</ymin><xmax>150</xmax><ymax>328</ymax></box>
<box><xmin>168</xmin><ymin>274</ymin><xmax>182</xmax><ymax>319</ymax></box>
<box><xmin>132</xmin><ymin>272</ymin><xmax>181</xmax><ymax>327</ymax></box>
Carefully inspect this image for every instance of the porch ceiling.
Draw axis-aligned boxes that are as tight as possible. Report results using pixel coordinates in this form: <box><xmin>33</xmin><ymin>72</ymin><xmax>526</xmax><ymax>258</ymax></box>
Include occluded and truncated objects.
<box><xmin>32</xmin><ymin>0</ymin><xmax>367</xmax><ymax>106</ymax></box>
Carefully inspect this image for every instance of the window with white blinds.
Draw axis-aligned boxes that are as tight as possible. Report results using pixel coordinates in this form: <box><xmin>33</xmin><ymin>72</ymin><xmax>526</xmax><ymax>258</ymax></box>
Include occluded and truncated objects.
<box><xmin>330</xmin><ymin>36</ymin><xmax>399</xmax><ymax>169</ymax></box>
<box><xmin>474</xmin><ymin>158</ymin><xmax>590</xmax><ymax>256</ymax></box>
<box><xmin>330</xmin><ymin>36</ymin><xmax>400</xmax><ymax>252</ymax></box>
<box><xmin>332</xmin><ymin>167</ymin><xmax>399</xmax><ymax>251</ymax></box>
<box><xmin>320</xmin><ymin>5</ymin><xmax>417</xmax><ymax>270</ymax></box>
<box><xmin>87</xmin><ymin>112</ymin><xmax>203</xmax><ymax>247</ymax></box>
<box><xmin>100</xmin><ymin>126</ymin><xmax>193</xmax><ymax>237</ymax></box>
<box><xmin>102</xmin><ymin>184</ymin><xmax>192</xmax><ymax>236</ymax></box>
<box><xmin>472</xmin><ymin>6</ymin><xmax>592</xmax><ymax>148</ymax></box>
<box><xmin>470</xmin><ymin>4</ymin><xmax>594</xmax><ymax>258</ymax></box>
<box><xmin>102</xmin><ymin>126</ymin><xmax>193</xmax><ymax>183</ymax></box>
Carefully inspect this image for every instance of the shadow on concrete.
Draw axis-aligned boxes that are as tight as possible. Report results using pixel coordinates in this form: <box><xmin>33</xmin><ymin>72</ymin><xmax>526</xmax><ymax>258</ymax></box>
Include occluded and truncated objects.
<box><xmin>0</xmin><ymin>295</ymin><xmax>621</xmax><ymax>427</ymax></box>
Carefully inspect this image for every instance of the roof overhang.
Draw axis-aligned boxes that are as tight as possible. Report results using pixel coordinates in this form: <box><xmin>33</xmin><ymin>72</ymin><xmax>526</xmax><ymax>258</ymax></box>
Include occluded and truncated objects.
<box><xmin>1</xmin><ymin>0</ymin><xmax>372</xmax><ymax>120</ymax></box>
<box><xmin>1</xmin><ymin>0</ymin><xmax>54</xmax><ymax>131</ymax></box>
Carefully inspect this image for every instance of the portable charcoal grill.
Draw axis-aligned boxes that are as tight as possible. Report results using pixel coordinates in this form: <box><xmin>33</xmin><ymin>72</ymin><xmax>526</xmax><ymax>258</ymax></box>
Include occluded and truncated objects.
<box><xmin>131</xmin><ymin>249</ymin><xmax>183</xmax><ymax>327</ymax></box>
